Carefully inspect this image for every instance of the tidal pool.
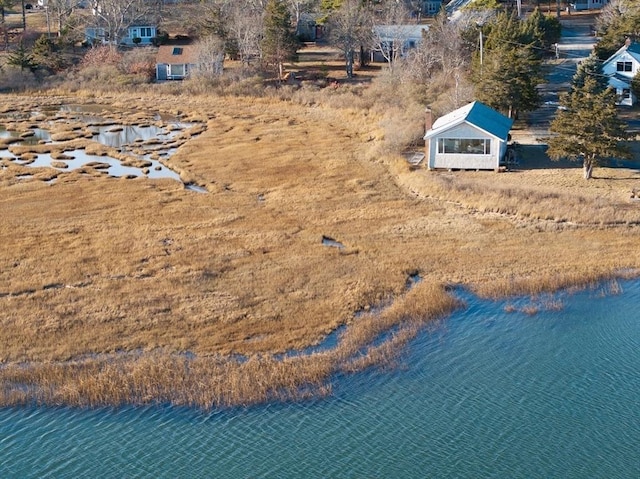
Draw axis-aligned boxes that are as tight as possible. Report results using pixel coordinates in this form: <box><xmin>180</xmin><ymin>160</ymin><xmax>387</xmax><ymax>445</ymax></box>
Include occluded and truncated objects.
<box><xmin>15</xmin><ymin>151</ymin><xmax>181</xmax><ymax>181</ymax></box>
<box><xmin>1</xmin><ymin>111</ymin><xmax>202</xmax><ymax>189</ymax></box>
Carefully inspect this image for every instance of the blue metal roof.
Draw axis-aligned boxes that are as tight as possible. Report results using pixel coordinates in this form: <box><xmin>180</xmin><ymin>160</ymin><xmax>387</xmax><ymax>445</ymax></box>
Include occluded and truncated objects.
<box><xmin>424</xmin><ymin>101</ymin><xmax>513</xmax><ymax>141</ymax></box>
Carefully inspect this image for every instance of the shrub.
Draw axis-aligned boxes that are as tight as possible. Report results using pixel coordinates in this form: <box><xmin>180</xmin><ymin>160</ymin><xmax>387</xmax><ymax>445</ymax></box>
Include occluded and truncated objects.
<box><xmin>81</xmin><ymin>45</ymin><xmax>123</xmax><ymax>69</ymax></box>
<box><xmin>120</xmin><ymin>47</ymin><xmax>156</xmax><ymax>81</ymax></box>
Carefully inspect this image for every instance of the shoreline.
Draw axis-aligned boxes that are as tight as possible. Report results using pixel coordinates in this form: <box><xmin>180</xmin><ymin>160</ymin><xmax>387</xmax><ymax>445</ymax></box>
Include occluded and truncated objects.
<box><xmin>2</xmin><ymin>91</ymin><xmax>640</xmax><ymax>408</ymax></box>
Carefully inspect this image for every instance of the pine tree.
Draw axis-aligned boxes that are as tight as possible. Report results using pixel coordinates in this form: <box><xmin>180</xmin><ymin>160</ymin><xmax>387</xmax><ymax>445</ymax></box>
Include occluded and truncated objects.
<box><xmin>631</xmin><ymin>71</ymin><xmax>640</xmax><ymax>101</ymax></box>
<box><xmin>548</xmin><ymin>76</ymin><xmax>629</xmax><ymax>180</ymax></box>
<box><xmin>472</xmin><ymin>13</ymin><xmax>543</xmax><ymax>119</ymax></box>
<box><xmin>262</xmin><ymin>0</ymin><xmax>299</xmax><ymax>80</ymax></box>
<box><xmin>522</xmin><ymin>8</ymin><xmax>561</xmax><ymax>53</ymax></box>
<box><xmin>571</xmin><ymin>53</ymin><xmax>609</xmax><ymax>92</ymax></box>
<box><xmin>7</xmin><ymin>42</ymin><xmax>37</xmax><ymax>72</ymax></box>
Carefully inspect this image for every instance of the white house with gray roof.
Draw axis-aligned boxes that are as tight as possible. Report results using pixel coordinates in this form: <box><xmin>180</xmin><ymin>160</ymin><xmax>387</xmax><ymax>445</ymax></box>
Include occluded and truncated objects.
<box><xmin>371</xmin><ymin>25</ymin><xmax>429</xmax><ymax>63</ymax></box>
<box><xmin>602</xmin><ymin>40</ymin><xmax>640</xmax><ymax>106</ymax></box>
<box><xmin>423</xmin><ymin>101</ymin><xmax>513</xmax><ymax>171</ymax></box>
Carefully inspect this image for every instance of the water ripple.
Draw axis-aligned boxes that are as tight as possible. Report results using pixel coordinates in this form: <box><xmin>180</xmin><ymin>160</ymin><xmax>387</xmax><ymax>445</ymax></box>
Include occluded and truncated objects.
<box><xmin>2</xmin><ymin>280</ymin><xmax>640</xmax><ymax>478</ymax></box>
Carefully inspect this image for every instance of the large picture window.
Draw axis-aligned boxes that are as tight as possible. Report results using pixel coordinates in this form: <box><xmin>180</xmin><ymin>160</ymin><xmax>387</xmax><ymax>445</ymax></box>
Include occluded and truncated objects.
<box><xmin>437</xmin><ymin>138</ymin><xmax>491</xmax><ymax>155</ymax></box>
<box><xmin>168</xmin><ymin>64</ymin><xmax>188</xmax><ymax>78</ymax></box>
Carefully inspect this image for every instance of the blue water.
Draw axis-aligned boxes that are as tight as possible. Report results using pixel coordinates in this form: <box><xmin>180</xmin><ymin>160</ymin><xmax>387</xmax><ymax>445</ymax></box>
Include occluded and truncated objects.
<box><xmin>2</xmin><ymin>281</ymin><xmax>639</xmax><ymax>478</ymax></box>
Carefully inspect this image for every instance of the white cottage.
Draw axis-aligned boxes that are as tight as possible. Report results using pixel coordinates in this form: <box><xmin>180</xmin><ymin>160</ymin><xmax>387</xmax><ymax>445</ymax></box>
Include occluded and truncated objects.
<box><xmin>423</xmin><ymin>101</ymin><xmax>513</xmax><ymax>171</ymax></box>
<box><xmin>602</xmin><ymin>40</ymin><xmax>640</xmax><ymax>106</ymax></box>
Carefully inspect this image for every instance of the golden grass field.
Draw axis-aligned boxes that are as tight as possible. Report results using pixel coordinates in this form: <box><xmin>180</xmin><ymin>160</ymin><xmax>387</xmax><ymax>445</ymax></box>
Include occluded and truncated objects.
<box><xmin>1</xmin><ymin>88</ymin><xmax>639</xmax><ymax>408</ymax></box>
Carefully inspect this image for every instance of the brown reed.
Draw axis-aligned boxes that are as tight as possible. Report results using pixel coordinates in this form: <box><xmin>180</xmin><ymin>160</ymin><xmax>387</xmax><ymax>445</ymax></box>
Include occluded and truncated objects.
<box><xmin>1</xmin><ymin>89</ymin><xmax>640</xmax><ymax>409</ymax></box>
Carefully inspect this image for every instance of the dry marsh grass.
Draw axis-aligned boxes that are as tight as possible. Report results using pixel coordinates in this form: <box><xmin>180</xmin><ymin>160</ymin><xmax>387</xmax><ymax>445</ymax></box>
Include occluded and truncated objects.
<box><xmin>1</xmin><ymin>89</ymin><xmax>640</xmax><ymax>409</ymax></box>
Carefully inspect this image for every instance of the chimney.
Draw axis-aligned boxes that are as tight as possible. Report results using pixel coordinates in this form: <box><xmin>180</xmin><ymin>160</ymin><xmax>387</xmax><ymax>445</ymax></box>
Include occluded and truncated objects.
<box><xmin>425</xmin><ymin>107</ymin><xmax>432</xmax><ymax>169</ymax></box>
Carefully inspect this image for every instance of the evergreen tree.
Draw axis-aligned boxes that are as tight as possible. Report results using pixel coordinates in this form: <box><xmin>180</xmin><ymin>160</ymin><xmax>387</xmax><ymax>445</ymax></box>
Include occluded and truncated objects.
<box><xmin>548</xmin><ymin>77</ymin><xmax>629</xmax><ymax>180</ymax></box>
<box><xmin>199</xmin><ymin>2</ymin><xmax>239</xmax><ymax>61</ymax></box>
<box><xmin>7</xmin><ymin>42</ymin><xmax>37</xmax><ymax>72</ymax></box>
<box><xmin>631</xmin><ymin>70</ymin><xmax>640</xmax><ymax>101</ymax></box>
<box><xmin>32</xmin><ymin>34</ymin><xmax>67</xmax><ymax>73</ymax></box>
<box><xmin>522</xmin><ymin>8</ymin><xmax>561</xmax><ymax>54</ymax></box>
<box><xmin>472</xmin><ymin>13</ymin><xmax>542</xmax><ymax>119</ymax></box>
<box><xmin>262</xmin><ymin>0</ymin><xmax>299</xmax><ymax>80</ymax></box>
<box><xmin>571</xmin><ymin>53</ymin><xmax>609</xmax><ymax>92</ymax></box>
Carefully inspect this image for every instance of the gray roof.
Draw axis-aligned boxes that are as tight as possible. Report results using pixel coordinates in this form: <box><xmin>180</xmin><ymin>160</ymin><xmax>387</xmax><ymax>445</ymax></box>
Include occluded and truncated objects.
<box><xmin>373</xmin><ymin>25</ymin><xmax>429</xmax><ymax>42</ymax></box>
<box><xmin>424</xmin><ymin>101</ymin><xmax>513</xmax><ymax>141</ymax></box>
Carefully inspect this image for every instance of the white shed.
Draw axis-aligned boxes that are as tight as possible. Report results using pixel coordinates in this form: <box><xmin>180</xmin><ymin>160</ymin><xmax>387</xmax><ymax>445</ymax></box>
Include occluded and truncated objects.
<box><xmin>423</xmin><ymin>101</ymin><xmax>513</xmax><ymax>171</ymax></box>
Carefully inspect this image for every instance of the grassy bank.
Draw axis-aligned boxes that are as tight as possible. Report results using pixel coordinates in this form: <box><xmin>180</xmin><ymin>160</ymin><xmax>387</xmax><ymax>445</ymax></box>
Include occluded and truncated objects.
<box><xmin>1</xmin><ymin>89</ymin><xmax>640</xmax><ymax>409</ymax></box>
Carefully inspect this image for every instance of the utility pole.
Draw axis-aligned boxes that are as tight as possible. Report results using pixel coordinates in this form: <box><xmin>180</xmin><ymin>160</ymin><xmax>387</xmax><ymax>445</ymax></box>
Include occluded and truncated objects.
<box><xmin>479</xmin><ymin>27</ymin><xmax>483</xmax><ymax>70</ymax></box>
<box><xmin>45</xmin><ymin>4</ymin><xmax>51</xmax><ymax>38</ymax></box>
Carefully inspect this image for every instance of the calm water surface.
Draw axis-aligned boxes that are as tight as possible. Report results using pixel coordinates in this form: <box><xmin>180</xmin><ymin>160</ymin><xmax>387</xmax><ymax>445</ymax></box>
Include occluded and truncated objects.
<box><xmin>1</xmin><ymin>281</ymin><xmax>639</xmax><ymax>478</ymax></box>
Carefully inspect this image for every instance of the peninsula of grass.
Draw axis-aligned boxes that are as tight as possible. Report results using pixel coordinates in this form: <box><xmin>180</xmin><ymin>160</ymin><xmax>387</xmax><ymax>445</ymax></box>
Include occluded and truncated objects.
<box><xmin>1</xmin><ymin>88</ymin><xmax>640</xmax><ymax>409</ymax></box>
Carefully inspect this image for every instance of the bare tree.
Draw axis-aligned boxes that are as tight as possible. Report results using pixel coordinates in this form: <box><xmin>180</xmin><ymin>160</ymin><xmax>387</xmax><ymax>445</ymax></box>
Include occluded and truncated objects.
<box><xmin>287</xmin><ymin>0</ymin><xmax>318</xmax><ymax>31</ymax></box>
<box><xmin>404</xmin><ymin>12</ymin><xmax>471</xmax><ymax>81</ymax></box>
<box><xmin>89</xmin><ymin>0</ymin><xmax>156</xmax><ymax>45</ymax></box>
<box><xmin>326</xmin><ymin>0</ymin><xmax>372</xmax><ymax>78</ymax></box>
<box><xmin>0</xmin><ymin>0</ymin><xmax>16</xmax><ymax>48</ymax></box>
<box><xmin>398</xmin><ymin>11</ymin><xmax>476</xmax><ymax>110</ymax></box>
<box><xmin>47</xmin><ymin>0</ymin><xmax>82</xmax><ymax>35</ymax></box>
<box><xmin>371</xmin><ymin>0</ymin><xmax>412</xmax><ymax>71</ymax></box>
<box><xmin>200</xmin><ymin>0</ymin><xmax>264</xmax><ymax>65</ymax></box>
<box><xmin>193</xmin><ymin>35</ymin><xmax>225</xmax><ymax>78</ymax></box>
<box><xmin>229</xmin><ymin>2</ymin><xmax>264</xmax><ymax>65</ymax></box>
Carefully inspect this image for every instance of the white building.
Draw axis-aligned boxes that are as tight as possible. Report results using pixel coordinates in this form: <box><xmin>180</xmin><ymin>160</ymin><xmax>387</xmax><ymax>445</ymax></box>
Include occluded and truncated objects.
<box><xmin>423</xmin><ymin>101</ymin><xmax>513</xmax><ymax>171</ymax></box>
<box><xmin>570</xmin><ymin>0</ymin><xmax>608</xmax><ymax>11</ymax></box>
<box><xmin>602</xmin><ymin>40</ymin><xmax>640</xmax><ymax>106</ymax></box>
<box><xmin>371</xmin><ymin>25</ymin><xmax>429</xmax><ymax>63</ymax></box>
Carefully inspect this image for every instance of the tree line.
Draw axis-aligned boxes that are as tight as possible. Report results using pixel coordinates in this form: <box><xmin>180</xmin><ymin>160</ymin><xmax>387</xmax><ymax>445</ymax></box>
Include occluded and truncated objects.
<box><xmin>1</xmin><ymin>0</ymin><xmax>635</xmax><ymax>179</ymax></box>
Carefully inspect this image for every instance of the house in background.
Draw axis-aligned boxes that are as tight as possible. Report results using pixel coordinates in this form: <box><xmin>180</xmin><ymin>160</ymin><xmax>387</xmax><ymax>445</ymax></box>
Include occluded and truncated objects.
<box><xmin>423</xmin><ymin>101</ymin><xmax>513</xmax><ymax>171</ymax></box>
<box><xmin>602</xmin><ymin>40</ymin><xmax>640</xmax><ymax>106</ymax></box>
<box><xmin>420</xmin><ymin>0</ymin><xmax>443</xmax><ymax>16</ymax></box>
<box><xmin>156</xmin><ymin>44</ymin><xmax>197</xmax><ymax>81</ymax></box>
<box><xmin>84</xmin><ymin>24</ymin><xmax>157</xmax><ymax>46</ymax></box>
<box><xmin>296</xmin><ymin>13</ymin><xmax>326</xmax><ymax>42</ymax></box>
<box><xmin>570</xmin><ymin>0</ymin><xmax>608</xmax><ymax>11</ymax></box>
<box><xmin>371</xmin><ymin>25</ymin><xmax>429</xmax><ymax>63</ymax></box>
<box><xmin>85</xmin><ymin>27</ymin><xmax>106</xmax><ymax>44</ymax></box>
<box><xmin>122</xmin><ymin>24</ymin><xmax>157</xmax><ymax>46</ymax></box>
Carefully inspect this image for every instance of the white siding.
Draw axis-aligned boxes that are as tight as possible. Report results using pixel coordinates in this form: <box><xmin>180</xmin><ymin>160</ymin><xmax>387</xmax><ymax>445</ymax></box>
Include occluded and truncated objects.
<box><xmin>428</xmin><ymin>123</ymin><xmax>502</xmax><ymax>170</ymax></box>
<box><xmin>603</xmin><ymin>51</ymin><xmax>640</xmax><ymax>81</ymax></box>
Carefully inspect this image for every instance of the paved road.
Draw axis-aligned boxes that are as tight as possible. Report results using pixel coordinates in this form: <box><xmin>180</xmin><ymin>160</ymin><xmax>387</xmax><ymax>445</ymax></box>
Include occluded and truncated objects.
<box><xmin>525</xmin><ymin>14</ymin><xmax>598</xmax><ymax>132</ymax></box>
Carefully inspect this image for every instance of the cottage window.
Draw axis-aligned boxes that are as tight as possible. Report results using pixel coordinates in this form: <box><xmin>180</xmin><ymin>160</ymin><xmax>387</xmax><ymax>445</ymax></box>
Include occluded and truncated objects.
<box><xmin>172</xmin><ymin>47</ymin><xmax>183</xmax><ymax>55</ymax></box>
<box><xmin>622</xmin><ymin>88</ymin><xmax>631</xmax><ymax>100</ymax></box>
<box><xmin>140</xmin><ymin>27</ymin><xmax>153</xmax><ymax>37</ymax></box>
<box><xmin>437</xmin><ymin>138</ymin><xmax>491</xmax><ymax>155</ymax></box>
<box><xmin>168</xmin><ymin>64</ymin><xmax>187</xmax><ymax>78</ymax></box>
<box><xmin>617</xmin><ymin>61</ymin><xmax>632</xmax><ymax>72</ymax></box>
